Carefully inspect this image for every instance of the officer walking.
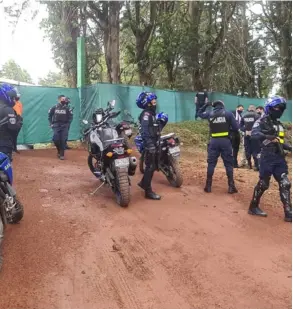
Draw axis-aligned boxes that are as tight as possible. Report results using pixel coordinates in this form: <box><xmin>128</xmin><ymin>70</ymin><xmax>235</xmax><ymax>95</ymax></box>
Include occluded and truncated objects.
<box><xmin>136</xmin><ymin>92</ymin><xmax>161</xmax><ymax>200</ymax></box>
<box><xmin>240</xmin><ymin>105</ymin><xmax>260</xmax><ymax>170</ymax></box>
<box><xmin>48</xmin><ymin>95</ymin><xmax>73</xmax><ymax>160</ymax></box>
<box><xmin>195</xmin><ymin>88</ymin><xmax>208</xmax><ymax>120</ymax></box>
<box><xmin>0</xmin><ymin>84</ymin><xmax>22</xmax><ymax>161</ymax></box>
<box><xmin>198</xmin><ymin>100</ymin><xmax>239</xmax><ymax>193</ymax></box>
<box><xmin>248</xmin><ymin>96</ymin><xmax>292</xmax><ymax>222</ymax></box>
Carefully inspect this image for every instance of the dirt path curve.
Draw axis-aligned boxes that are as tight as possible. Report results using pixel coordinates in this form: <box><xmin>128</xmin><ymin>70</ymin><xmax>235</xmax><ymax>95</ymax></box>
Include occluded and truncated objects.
<box><xmin>0</xmin><ymin>149</ymin><xmax>291</xmax><ymax>309</ymax></box>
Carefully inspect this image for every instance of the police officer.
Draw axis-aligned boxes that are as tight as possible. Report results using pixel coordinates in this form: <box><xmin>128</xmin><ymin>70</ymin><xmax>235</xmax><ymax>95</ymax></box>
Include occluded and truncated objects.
<box><xmin>64</xmin><ymin>97</ymin><xmax>73</xmax><ymax>150</ymax></box>
<box><xmin>48</xmin><ymin>95</ymin><xmax>73</xmax><ymax>160</ymax></box>
<box><xmin>240</xmin><ymin>105</ymin><xmax>260</xmax><ymax>170</ymax></box>
<box><xmin>249</xmin><ymin>96</ymin><xmax>292</xmax><ymax>222</ymax></box>
<box><xmin>136</xmin><ymin>92</ymin><xmax>161</xmax><ymax>200</ymax></box>
<box><xmin>195</xmin><ymin>88</ymin><xmax>208</xmax><ymax>120</ymax></box>
<box><xmin>198</xmin><ymin>100</ymin><xmax>239</xmax><ymax>193</ymax></box>
<box><xmin>0</xmin><ymin>84</ymin><xmax>22</xmax><ymax>161</ymax></box>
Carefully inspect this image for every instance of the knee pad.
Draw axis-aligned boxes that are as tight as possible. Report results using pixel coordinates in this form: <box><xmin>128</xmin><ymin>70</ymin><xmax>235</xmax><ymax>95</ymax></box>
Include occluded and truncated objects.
<box><xmin>279</xmin><ymin>173</ymin><xmax>291</xmax><ymax>190</ymax></box>
<box><xmin>258</xmin><ymin>178</ymin><xmax>270</xmax><ymax>191</ymax></box>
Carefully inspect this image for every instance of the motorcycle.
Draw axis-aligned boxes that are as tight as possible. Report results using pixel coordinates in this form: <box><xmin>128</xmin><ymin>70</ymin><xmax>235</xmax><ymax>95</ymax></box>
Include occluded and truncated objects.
<box><xmin>82</xmin><ymin>100</ymin><xmax>137</xmax><ymax>207</ymax></box>
<box><xmin>115</xmin><ymin>110</ymin><xmax>139</xmax><ymax>149</ymax></box>
<box><xmin>0</xmin><ymin>152</ymin><xmax>24</xmax><ymax>270</ymax></box>
<box><xmin>134</xmin><ymin>131</ymin><xmax>183</xmax><ymax>188</ymax></box>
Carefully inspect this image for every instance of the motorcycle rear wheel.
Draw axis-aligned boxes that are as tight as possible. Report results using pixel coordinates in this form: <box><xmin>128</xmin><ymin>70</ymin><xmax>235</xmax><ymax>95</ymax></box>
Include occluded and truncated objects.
<box><xmin>166</xmin><ymin>157</ymin><xmax>183</xmax><ymax>188</ymax></box>
<box><xmin>115</xmin><ymin>169</ymin><xmax>130</xmax><ymax>207</ymax></box>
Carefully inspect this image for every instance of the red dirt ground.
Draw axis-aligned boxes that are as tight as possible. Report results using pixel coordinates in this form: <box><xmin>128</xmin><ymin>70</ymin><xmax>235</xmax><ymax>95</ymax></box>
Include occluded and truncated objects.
<box><xmin>0</xmin><ymin>148</ymin><xmax>291</xmax><ymax>309</ymax></box>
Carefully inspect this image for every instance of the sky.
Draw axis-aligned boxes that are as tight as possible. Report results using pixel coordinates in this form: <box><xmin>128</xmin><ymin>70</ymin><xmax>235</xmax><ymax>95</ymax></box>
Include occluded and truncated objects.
<box><xmin>0</xmin><ymin>0</ymin><xmax>58</xmax><ymax>84</ymax></box>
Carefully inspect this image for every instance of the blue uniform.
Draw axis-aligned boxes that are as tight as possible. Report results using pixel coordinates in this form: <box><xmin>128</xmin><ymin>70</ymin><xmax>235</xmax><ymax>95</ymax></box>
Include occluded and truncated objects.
<box><xmin>198</xmin><ymin>103</ymin><xmax>239</xmax><ymax>193</ymax></box>
<box><xmin>249</xmin><ymin>115</ymin><xmax>292</xmax><ymax>220</ymax></box>
<box><xmin>138</xmin><ymin>108</ymin><xmax>160</xmax><ymax>191</ymax></box>
<box><xmin>0</xmin><ymin>99</ymin><xmax>22</xmax><ymax>160</ymax></box>
<box><xmin>251</xmin><ymin>115</ymin><xmax>291</xmax><ymax>181</ymax></box>
<box><xmin>48</xmin><ymin>102</ymin><xmax>73</xmax><ymax>158</ymax></box>
<box><xmin>240</xmin><ymin>110</ymin><xmax>260</xmax><ymax>169</ymax></box>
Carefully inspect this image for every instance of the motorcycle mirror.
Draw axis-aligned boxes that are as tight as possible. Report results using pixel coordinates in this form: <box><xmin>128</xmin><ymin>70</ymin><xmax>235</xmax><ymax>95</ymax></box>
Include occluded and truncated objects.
<box><xmin>108</xmin><ymin>100</ymin><xmax>116</xmax><ymax>108</ymax></box>
<box><xmin>82</xmin><ymin>119</ymin><xmax>88</xmax><ymax>125</ymax></box>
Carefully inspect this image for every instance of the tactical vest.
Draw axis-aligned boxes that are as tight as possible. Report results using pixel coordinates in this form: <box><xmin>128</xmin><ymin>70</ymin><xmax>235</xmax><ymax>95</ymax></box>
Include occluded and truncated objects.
<box><xmin>139</xmin><ymin>110</ymin><xmax>160</xmax><ymax>139</ymax></box>
<box><xmin>209</xmin><ymin>110</ymin><xmax>230</xmax><ymax>138</ymax></box>
<box><xmin>243</xmin><ymin>111</ymin><xmax>257</xmax><ymax>131</ymax></box>
<box><xmin>197</xmin><ymin>92</ymin><xmax>206</xmax><ymax>104</ymax></box>
<box><xmin>54</xmin><ymin>104</ymin><xmax>68</xmax><ymax>123</ymax></box>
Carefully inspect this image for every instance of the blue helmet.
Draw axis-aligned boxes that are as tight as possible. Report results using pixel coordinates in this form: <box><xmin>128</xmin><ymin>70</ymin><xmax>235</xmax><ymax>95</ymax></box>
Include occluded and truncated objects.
<box><xmin>264</xmin><ymin>95</ymin><xmax>286</xmax><ymax>115</ymax></box>
<box><xmin>156</xmin><ymin>112</ymin><xmax>168</xmax><ymax>124</ymax></box>
<box><xmin>0</xmin><ymin>83</ymin><xmax>17</xmax><ymax>106</ymax></box>
<box><xmin>136</xmin><ymin>92</ymin><xmax>157</xmax><ymax>109</ymax></box>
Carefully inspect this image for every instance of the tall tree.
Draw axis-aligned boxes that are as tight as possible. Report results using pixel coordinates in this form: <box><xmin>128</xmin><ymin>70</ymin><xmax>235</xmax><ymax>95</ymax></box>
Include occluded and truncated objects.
<box><xmin>0</xmin><ymin>59</ymin><xmax>33</xmax><ymax>83</ymax></box>
<box><xmin>38</xmin><ymin>71</ymin><xmax>68</xmax><ymax>87</ymax></box>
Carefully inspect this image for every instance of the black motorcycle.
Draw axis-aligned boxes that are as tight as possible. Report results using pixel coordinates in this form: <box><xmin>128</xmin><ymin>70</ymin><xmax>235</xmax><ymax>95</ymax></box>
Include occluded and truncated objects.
<box><xmin>115</xmin><ymin>110</ymin><xmax>139</xmax><ymax>149</ymax></box>
<box><xmin>135</xmin><ymin>132</ymin><xmax>183</xmax><ymax>188</ymax></box>
<box><xmin>82</xmin><ymin>100</ymin><xmax>137</xmax><ymax>207</ymax></box>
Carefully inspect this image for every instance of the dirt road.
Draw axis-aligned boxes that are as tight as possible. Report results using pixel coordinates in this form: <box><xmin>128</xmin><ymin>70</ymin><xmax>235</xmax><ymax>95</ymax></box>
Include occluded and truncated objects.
<box><xmin>0</xmin><ymin>149</ymin><xmax>291</xmax><ymax>309</ymax></box>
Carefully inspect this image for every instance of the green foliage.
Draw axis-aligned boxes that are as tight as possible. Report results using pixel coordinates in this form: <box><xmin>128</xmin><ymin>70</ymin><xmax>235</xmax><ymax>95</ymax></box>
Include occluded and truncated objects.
<box><xmin>0</xmin><ymin>59</ymin><xmax>33</xmax><ymax>83</ymax></box>
<box><xmin>38</xmin><ymin>71</ymin><xmax>68</xmax><ymax>87</ymax></box>
<box><xmin>163</xmin><ymin>121</ymin><xmax>210</xmax><ymax>148</ymax></box>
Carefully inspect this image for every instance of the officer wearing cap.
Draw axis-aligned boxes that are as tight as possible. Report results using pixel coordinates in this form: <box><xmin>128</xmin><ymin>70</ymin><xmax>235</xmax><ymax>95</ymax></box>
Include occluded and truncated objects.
<box><xmin>198</xmin><ymin>100</ymin><xmax>239</xmax><ymax>194</ymax></box>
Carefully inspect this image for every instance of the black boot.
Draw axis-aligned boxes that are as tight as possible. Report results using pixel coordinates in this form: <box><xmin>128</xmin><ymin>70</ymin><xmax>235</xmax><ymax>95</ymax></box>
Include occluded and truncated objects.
<box><xmin>228</xmin><ymin>176</ymin><xmax>238</xmax><ymax>194</ymax></box>
<box><xmin>284</xmin><ymin>206</ymin><xmax>292</xmax><ymax>222</ymax></box>
<box><xmin>204</xmin><ymin>177</ymin><xmax>212</xmax><ymax>193</ymax></box>
<box><xmin>248</xmin><ymin>180</ymin><xmax>268</xmax><ymax>217</ymax></box>
<box><xmin>145</xmin><ymin>189</ymin><xmax>161</xmax><ymax>200</ymax></box>
<box><xmin>248</xmin><ymin>201</ymin><xmax>268</xmax><ymax>217</ymax></box>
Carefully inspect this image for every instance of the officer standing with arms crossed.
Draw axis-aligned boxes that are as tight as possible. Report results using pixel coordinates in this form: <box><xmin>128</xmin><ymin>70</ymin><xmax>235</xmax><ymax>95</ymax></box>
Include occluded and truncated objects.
<box><xmin>136</xmin><ymin>92</ymin><xmax>161</xmax><ymax>200</ymax></box>
<box><xmin>240</xmin><ymin>105</ymin><xmax>260</xmax><ymax>170</ymax></box>
<box><xmin>248</xmin><ymin>96</ymin><xmax>292</xmax><ymax>222</ymax></box>
<box><xmin>48</xmin><ymin>95</ymin><xmax>73</xmax><ymax>160</ymax></box>
<box><xmin>198</xmin><ymin>100</ymin><xmax>239</xmax><ymax>193</ymax></box>
<box><xmin>0</xmin><ymin>84</ymin><xmax>22</xmax><ymax>161</ymax></box>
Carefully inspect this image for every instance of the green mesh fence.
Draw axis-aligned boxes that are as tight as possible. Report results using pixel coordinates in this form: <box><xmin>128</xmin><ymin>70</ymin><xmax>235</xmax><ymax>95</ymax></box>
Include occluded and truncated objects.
<box><xmin>17</xmin><ymin>83</ymin><xmax>292</xmax><ymax>144</ymax></box>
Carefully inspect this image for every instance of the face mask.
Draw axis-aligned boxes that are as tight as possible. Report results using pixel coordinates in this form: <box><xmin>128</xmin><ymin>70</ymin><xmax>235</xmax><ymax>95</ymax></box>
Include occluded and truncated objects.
<box><xmin>238</xmin><ymin>110</ymin><xmax>243</xmax><ymax>114</ymax></box>
<box><xmin>257</xmin><ymin>112</ymin><xmax>261</xmax><ymax>115</ymax></box>
<box><xmin>270</xmin><ymin>109</ymin><xmax>283</xmax><ymax>120</ymax></box>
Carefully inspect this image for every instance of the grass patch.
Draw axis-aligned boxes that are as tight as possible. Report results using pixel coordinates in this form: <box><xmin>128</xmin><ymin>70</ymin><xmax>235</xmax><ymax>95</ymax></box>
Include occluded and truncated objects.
<box><xmin>163</xmin><ymin>121</ymin><xmax>210</xmax><ymax>148</ymax></box>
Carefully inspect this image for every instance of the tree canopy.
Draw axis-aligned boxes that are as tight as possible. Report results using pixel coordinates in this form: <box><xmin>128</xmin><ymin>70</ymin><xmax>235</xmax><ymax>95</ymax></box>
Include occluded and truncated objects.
<box><xmin>3</xmin><ymin>1</ymin><xmax>292</xmax><ymax>98</ymax></box>
<box><xmin>0</xmin><ymin>59</ymin><xmax>33</xmax><ymax>84</ymax></box>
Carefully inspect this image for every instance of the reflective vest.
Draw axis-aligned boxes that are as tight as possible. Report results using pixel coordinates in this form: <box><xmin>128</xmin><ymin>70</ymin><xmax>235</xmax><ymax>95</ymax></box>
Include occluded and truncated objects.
<box><xmin>273</xmin><ymin>124</ymin><xmax>285</xmax><ymax>144</ymax></box>
<box><xmin>209</xmin><ymin>110</ymin><xmax>230</xmax><ymax>138</ymax></box>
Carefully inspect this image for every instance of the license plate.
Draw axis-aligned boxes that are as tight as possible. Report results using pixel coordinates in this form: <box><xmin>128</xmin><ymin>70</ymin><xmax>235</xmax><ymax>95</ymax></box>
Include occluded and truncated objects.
<box><xmin>169</xmin><ymin>146</ymin><xmax>180</xmax><ymax>154</ymax></box>
<box><xmin>124</xmin><ymin>129</ymin><xmax>132</xmax><ymax>136</ymax></box>
<box><xmin>115</xmin><ymin>157</ymin><xmax>129</xmax><ymax>168</ymax></box>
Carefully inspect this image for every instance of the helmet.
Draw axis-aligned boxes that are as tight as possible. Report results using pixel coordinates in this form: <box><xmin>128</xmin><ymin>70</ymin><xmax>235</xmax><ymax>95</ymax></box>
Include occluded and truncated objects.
<box><xmin>156</xmin><ymin>112</ymin><xmax>168</xmax><ymax>125</ymax></box>
<box><xmin>136</xmin><ymin>92</ymin><xmax>157</xmax><ymax>109</ymax></box>
<box><xmin>0</xmin><ymin>83</ymin><xmax>17</xmax><ymax>106</ymax></box>
<box><xmin>212</xmin><ymin>100</ymin><xmax>224</xmax><ymax>108</ymax></box>
<box><xmin>264</xmin><ymin>95</ymin><xmax>286</xmax><ymax>115</ymax></box>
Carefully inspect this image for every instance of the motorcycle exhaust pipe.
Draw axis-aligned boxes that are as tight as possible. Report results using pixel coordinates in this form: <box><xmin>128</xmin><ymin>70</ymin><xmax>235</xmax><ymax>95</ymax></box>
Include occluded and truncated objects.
<box><xmin>128</xmin><ymin>156</ymin><xmax>137</xmax><ymax>176</ymax></box>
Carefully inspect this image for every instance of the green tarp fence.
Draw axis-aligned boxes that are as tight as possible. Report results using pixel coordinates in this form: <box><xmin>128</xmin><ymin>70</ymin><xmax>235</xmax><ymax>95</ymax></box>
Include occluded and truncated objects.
<box><xmin>17</xmin><ymin>83</ymin><xmax>292</xmax><ymax>145</ymax></box>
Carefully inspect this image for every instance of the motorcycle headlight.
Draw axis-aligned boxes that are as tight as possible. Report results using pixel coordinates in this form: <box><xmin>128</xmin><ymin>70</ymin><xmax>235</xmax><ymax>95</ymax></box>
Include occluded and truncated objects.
<box><xmin>96</xmin><ymin>114</ymin><xmax>103</xmax><ymax>123</ymax></box>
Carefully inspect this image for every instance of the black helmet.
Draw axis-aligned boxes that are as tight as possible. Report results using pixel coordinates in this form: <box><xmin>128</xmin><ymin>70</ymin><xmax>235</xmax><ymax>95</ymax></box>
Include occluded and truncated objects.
<box><xmin>212</xmin><ymin>100</ymin><xmax>225</xmax><ymax>108</ymax></box>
